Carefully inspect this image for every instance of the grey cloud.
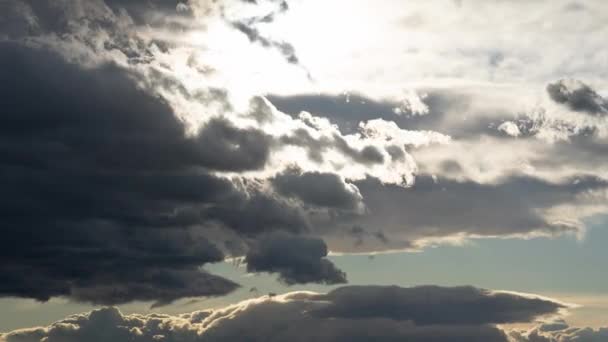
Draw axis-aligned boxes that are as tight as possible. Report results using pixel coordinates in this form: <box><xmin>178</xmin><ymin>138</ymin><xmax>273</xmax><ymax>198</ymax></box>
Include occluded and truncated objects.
<box><xmin>271</xmin><ymin>168</ymin><xmax>363</xmax><ymax>211</ymax></box>
<box><xmin>70</xmin><ymin>270</ymin><xmax>237</xmax><ymax>308</ymax></box>
<box><xmin>0</xmin><ymin>285</ymin><xmax>570</xmax><ymax>342</ymax></box>
<box><xmin>333</xmin><ymin>135</ymin><xmax>385</xmax><ymax>165</ymax></box>
<box><xmin>231</xmin><ymin>22</ymin><xmax>299</xmax><ymax>64</ymax></box>
<box><xmin>279</xmin><ymin>128</ymin><xmax>331</xmax><ymax>163</ymax></box>
<box><xmin>279</xmin><ymin>128</ymin><xmax>385</xmax><ymax>165</ymax></box>
<box><xmin>194</xmin><ymin>118</ymin><xmax>272</xmax><ymax>172</ymax></box>
<box><xmin>269</xmin><ymin>82</ymin><xmax>607</xmax><ymax>147</ymax></box>
<box><xmin>348</xmin><ymin>225</ymin><xmax>391</xmax><ymax>247</ymax></box>
<box><xmin>547</xmin><ymin>79</ymin><xmax>608</xmax><ymax>115</ymax></box>
<box><xmin>269</xmin><ymin>92</ymin><xmax>608</xmax><ymax>251</ymax></box>
<box><xmin>0</xmin><ymin>41</ymin><xmax>307</xmax><ymax>305</ymax></box>
<box><xmin>5</xmin><ymin>0</ymin><xmax>608</xmax><ymax>310</ymax></box>
<box><xmin>563</xmin><ymin>2</ymin><xmax>587</xmax><ymax>12</ymax></box>
<box><xmin>245</xmin><ymin>233</ymin><xmax>347</xmax><ymax>285</ymax></box>
<box><xmin>268</xmin><ymin>91</ymin><xmax>499</xmax><ymax>140</ymax></box>
<box><xmin>269</xmin><ymin>93</ymin><xmax>403</xmax><ymax>135</ymax></box>
<box><xmin>526</xmin><ymin>134</ymin><xmax>608</xmax><ymax>173</ymax></box>
<box><xmin>228</xmin><ymin>0</ymin><xmax>300</xmax><ymax>65</ymax></box>
<box><xmin>0</xmin><ymin>25</ymin><xmax>404</xmax><ymax>305</ymax></box>
<box><xmin>323</xmin><ymin>174</ymin><xmax>608</xmax><ymax>251</ymax></box>
<box><xmin>1</xmin><ymin>0</ymin><xmax>164</xmax><ymax>64</ymax></box>
<box><xmin>102</xmin><ymin>0</ymin><xmax>194</xmax><ymax>24</ymax></box>
<box><xmin>204</xmin><ymin>191</ymin><xmax>311</xmax><ymax>237</ymax></box>
<box><xmin>312</xmin><ymin>285</ymin><xmax>564</xmax><ymax>325</ymax></box>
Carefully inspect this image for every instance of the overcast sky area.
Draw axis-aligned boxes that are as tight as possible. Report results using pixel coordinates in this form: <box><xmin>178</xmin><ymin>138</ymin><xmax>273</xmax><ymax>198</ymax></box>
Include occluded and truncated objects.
<box><xmin>1</xmin><ymin>0</ymin><xmax>608</xmax><ymax>341</ymax></box>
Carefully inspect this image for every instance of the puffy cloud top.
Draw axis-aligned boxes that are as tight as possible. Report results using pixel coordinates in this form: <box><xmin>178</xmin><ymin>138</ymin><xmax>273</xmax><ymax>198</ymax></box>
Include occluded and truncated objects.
<box><xmin>0</xmin><ymin>285</ymin><xmax>578</xmax><ymax>342</ymax></box>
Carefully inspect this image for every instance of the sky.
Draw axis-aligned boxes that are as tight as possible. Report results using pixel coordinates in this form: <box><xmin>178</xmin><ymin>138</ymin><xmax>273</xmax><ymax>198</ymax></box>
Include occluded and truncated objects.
<box><xmin>1</xmin><ymin>0</ymin><xmax>608</xmax><ymax>341</ymax></box>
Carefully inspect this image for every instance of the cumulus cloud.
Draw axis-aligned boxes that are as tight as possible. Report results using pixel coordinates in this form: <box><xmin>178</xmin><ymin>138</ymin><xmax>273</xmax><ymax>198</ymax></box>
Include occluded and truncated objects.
<box><xmin>245</xmin><ymin>233</ymin><xmax>347</xmax><ymax>285</ymax></box>
<box><xmin>271</xmin><ymin>168</ymin><xmax>364</xmax><ymax>212</ymax></box>
<box><xmin>270</xmin><ymin>86</ymin><xmax>608</xmax><ymax>250</ymax></box>
<box><xmin>0</xmin><ymin>285</ymin><xmax>574</xmax><ymax>342</ymax></box>
<box><xmin>498</xmin><ymin>121</ymin><xmax>522</xmax><ymax>137</ymax></box>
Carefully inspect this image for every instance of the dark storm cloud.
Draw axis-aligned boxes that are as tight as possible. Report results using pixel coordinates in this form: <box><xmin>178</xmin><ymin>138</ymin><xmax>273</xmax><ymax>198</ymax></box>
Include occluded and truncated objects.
<box><xmin>271</xmin><ymin>168</ymin><xmax>363</xmax><ymax>210</ymax></box>
<box><xmin>204</xmin><ymin>191</ymin><xmax>310</xmax><ymax>237</ymax></box>
<box><xmin>0</xmin><ymin>285</ymin><xmax>571</xmax><ymax>342</ymax></box>
<box><xmin>245</xmin><ymin>233</ymin><xmax>347</xmax><ymax>285</ymax></box>
<box><xmin>0</xmin><ymin>41</ymin><xmax>308</xmax><ymax>305</ymax></box>
<box><xmin>547</xmin><ymin>79</ymin><xmax>608</xmax><ymax>115</ymax></box>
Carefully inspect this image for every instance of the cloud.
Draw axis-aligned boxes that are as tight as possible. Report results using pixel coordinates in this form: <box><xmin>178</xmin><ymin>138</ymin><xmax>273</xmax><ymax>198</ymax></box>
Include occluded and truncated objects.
<box><xmin>322</xmin><ymin>174</ymin><xmax>608</xmax><ymax>252</ymax></box>
<box><xmin>0</xmin><ymin>285</ymin><xmax>574</xmax><ymax>342</ymax></box>
<box><xmin>3</xmin><ymin>0</ymin><xmax>608</xmax><ymax>307</ymax></box>
<box><xmin>0</xmin><ymin>0</ymin><xmax>167</xmax><ymax>65</ymax></box>
<box><xmin>268</xmin><ymin>87</ymin><xmax>608</xmax><ymax>251</ymax></box>
<box><xmin>245</xmin><ymin>233</ymin><xmax>347</xmax><ymax>285</ymax></box>
<box><xmin>509</xmin><ymin>319</ymin><xmax>608</xmax><ymax>342</ymax></box>
<box><xmin>498</xmin><ymin>121</ymin><xmax>522</xmax><ymax>137</ymax></box>
<box><xmin>0</xmin><ymin>41</ymin><xmax>252</xmax><ymax>305</ymax></box>
<box><xmin>0</xmin><ymin>35</ymin><xmax>419</xmax><ymax>304</ymax></box>
<box><xmin>547</xmin><ymin>79</ymin><xmax>608</xmax><ymax>115</ymax></box>
<box><xmin>269</xmin><ymin>93</ymin><xmax>405</xmax><ymax>135</ymax></box>
<box><xmin>230</xmin><ymin>21</ymin><xmax>299</xmax><ymax>65</ymax></box>
<box><xmin>271</xmin><ymin>168</ymin><xmax>364</xmax><ymax>211</ymax></box>
<box><xmin>311</xmin><ymin>286</ymin><xmax>564</xmax><ymax>325</ymax></box>
<box><xmin>227</xmin><ymin>0</ymin><xmax>301</xmax><ymax>65</ymax></box>
<box><xmin>193</xmin><ymin>118</ymin><xmax>272</xmax><ymax>172</ymax></box>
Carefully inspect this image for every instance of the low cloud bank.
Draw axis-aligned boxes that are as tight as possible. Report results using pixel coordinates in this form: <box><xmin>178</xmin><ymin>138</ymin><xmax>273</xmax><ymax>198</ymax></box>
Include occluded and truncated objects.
<box><xmin>3</xmin><ymin>285</ymin><xmax>594</xmax><ymax>342</ymax></box>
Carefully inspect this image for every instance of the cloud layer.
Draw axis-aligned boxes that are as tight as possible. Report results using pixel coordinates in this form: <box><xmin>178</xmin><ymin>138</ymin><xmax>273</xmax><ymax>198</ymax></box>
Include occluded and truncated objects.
<box><xmin>1</xmin><ymin>285</ymin><xmax>586</xmax><ymax>342</ymax></box>
<box><xmin>1</xmin><ymin>0</ymin><xmax>607</xmax><ymax>307</ymax></box>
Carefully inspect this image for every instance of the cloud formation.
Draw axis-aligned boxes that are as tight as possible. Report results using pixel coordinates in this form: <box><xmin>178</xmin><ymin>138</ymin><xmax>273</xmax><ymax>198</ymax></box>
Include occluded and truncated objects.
<box><xmin>1</xmin><ymin>0</ymin><xmax>608</xmax><ymax>308</ymax></box>
<box><xmin>510</xmin><ymin>319</ymin><xmax>608</xmax><ymax>342</ymax></box>
<box><xmin>271</xmin><ymin>88</ymin><xmax>608</xmax><ymax>251</ymax></box>
<box><xmin>0</xmin><ymin>0</ymin><xmax>425</xmax><ymax>304</ymax></box>
<box><xmin>0</xmin><ymin>285</ymin><xmax>577</xmax><ymax>342</ymax></box>
<box><xmin>547</xmin><ymin>79</ymin><xmax>608</xmax><ymax>115</ymax></box>
<box><xmin>227</xmin><ymin>0</ymin><xmax>301</xmax><ymax>65</ymax></box>
<box><xmin>245</xmin><ymin>233</ymin><xmax>347</xmax><ymax>285</ymax></box>
<box><xmin>0</xmin><ymin>41</ymin><xmax>246</xmax><ymax>305</ymax></box>
<box><xmin>271</xmin><ymin>168</ymin><xmax>364</xmax><ymax>211</ymax></box>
